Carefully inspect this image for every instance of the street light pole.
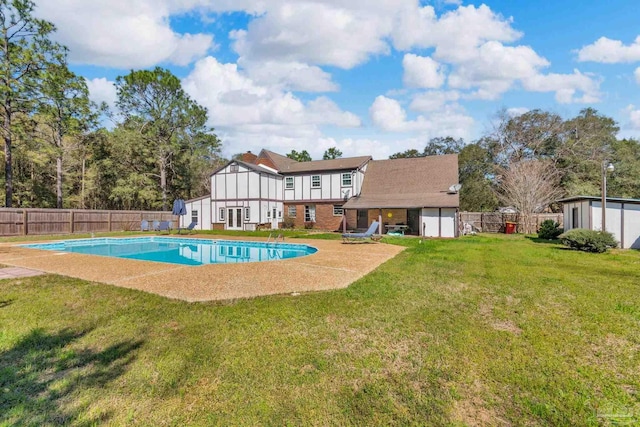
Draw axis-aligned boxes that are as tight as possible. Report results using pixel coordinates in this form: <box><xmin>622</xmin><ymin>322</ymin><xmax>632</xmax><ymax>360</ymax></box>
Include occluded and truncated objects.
<box><xmin>601</xmin><ymin>161</ymin><xmax>614</xmax><ymax>232</ymax></box>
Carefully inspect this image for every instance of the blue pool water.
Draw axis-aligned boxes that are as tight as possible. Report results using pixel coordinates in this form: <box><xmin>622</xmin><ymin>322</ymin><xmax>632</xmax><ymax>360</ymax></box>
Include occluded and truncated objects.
<box><xmin>21</xmin><ymin>237</ymin><xmax>317</xmax><ymax>266</ymax></box>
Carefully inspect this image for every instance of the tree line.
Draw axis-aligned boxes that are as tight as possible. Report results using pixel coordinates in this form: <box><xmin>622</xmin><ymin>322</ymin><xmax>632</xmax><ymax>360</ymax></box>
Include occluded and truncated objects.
<box><xmin>390</xmin><ymin>109</ymin><xmax>640</xmax><ymax>230</ymax></box>
<box><xmin>0</xmin><ymin>0</ymin><xmax>222</xmax><ymax>210</ymax></box>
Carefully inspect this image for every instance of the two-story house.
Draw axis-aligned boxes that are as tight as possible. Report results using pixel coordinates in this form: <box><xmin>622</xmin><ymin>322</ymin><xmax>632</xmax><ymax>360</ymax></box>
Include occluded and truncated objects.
<box><xmin>181</xmin><ymin>148</ymin><xmax>460</xmax><ymax>237</ymax></box>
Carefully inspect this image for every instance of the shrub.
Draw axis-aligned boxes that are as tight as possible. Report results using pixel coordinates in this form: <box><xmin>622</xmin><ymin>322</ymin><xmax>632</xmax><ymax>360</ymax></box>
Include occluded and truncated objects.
<box><xmin>303</xmin><ymin>221</ymin><xmax>315</xmax><ymax>229</ymax></box>
<box><xmin>281</xmin><ymin>216</ymin><xmax>295</xmax><ymax>229</ymax></box>
<box><xmin>538</xmin><ymin>220</ymin><xmax>563</xmax><ymax>240</ymax></box>
<box><xmin>559</xmin><ymin>228</ymin><xmax>618</xmax><ymax>253</ymax></box>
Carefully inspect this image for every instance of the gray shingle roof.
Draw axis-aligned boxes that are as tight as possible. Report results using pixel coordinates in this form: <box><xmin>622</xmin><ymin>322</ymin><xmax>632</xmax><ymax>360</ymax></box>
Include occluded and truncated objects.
<box><xmin>343</xmin><ymin>155</ymin><xmax>460</xmax><ymax>209</ymax></box>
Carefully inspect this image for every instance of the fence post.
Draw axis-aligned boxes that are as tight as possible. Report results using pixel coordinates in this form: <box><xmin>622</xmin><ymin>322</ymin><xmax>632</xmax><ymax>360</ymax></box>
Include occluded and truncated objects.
<box><xmin>108</xmin><ymin>211</ymin><xmax>112</xmax><ymax>232</ymax></box>
<box><xmin>480</xmin><ymin>213</ymin><xmax>484</xmax><ymax>232</ymax></box>
<box><xmin>70</xmin><ymin>210</ymin><xmax>74</xmax><ymax>234</ymax></box>
<box><xmin>23</xmin><ymin>210</ymin><xmax>28</xmax><ymax>235</ymax></box>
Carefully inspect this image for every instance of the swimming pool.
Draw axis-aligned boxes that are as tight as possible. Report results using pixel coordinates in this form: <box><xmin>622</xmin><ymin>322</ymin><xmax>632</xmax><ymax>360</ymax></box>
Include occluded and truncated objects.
<box><xmin>21</xmin><ymin>237</ymin><xmax>317</xmax><ymax>266</ymax></box>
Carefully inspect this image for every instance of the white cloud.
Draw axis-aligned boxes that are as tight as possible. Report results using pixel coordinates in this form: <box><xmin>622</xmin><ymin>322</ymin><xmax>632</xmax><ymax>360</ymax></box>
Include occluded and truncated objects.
<box><xmin>230</xmin><ymin>1</ymin><xmax>391</xmax><ymax>69</ymax></box>
<box><xmin>85</xmin><ymin>78</ymin><xmax>117</xmax><ymax>107</ymax></box>
<box><xmin>448</xmin><ymin>41</ymin><xmax>549</xmax><ymax>99</ymax></box>
<box><xmin>626</xmin><ymin>105</ymin><xmax>640</xmax><ymax>130</ymax></box>
<box><xmin>635</xmin><ymin>67</ymin><xmax>640</xmax><ymax>85</ymax></box>
<box><xmin>369</xmin><ymin>95</ymin><xmax>473</xmax><ymax>137</ymax></box>
<box><xmin>402</xmin><ymin>54</ymin><xmax>445</xmax><ymax>89</ymax></box>
<box><xmin>392</xmin><ymin>4</ymin><xmax>522</xmax><ymax>62</ymax></box>
<box><xmin>577</xmin><ymin>36</ymin><xmax>640</xmax><ymax>63</ymax></box>
<box><xmin>181</xmin><ymin>56</ymin><xmax>360</xmax><ymax>157</ymax></box>
<box><xmin>506</xmin><ymin>107</ymin><xmax>529</xmax><ymax>117</ymax></box>
<box><xmin>409</xmin><ymin>90</ymin><xmax>460</xmax><ymax>112</ymax></box>
<box><xmin>238</xmin><ymin>59</ymin><xmax>338</xmax><ymax>92</ymax></box>
<box><xmin>35</xmin><ymin>0</ymin><xmax>214</xmax><ymax>68</ymax></box>
<box><xmin>522</xmin><ymin>70</ymin><xmax>601</xmax><ymax>104</ymax></box>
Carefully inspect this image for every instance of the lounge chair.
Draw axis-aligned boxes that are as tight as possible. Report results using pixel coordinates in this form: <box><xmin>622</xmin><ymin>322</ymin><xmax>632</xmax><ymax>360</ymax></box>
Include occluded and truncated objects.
<box><xmin>178</xmin><ymin>221</ymin><xmax>197</xmax><ymax>234</ymax></box>
<box><xmin>156</xmin><ymin>221</ymin><xmax>171</xmax><ymax>234</ymax></box>
<box><xmin>152</xmin><ymin>220</ymin><xmax>160</xmax><ymax>231</ymax></box>
<box><xmin>342</xmin><ymin>221</ymin><xmax>380</xmax><ymax>243</ymax></box>
<box><xmin>141</xmin><ymin>220</ymin><xmax>150</xmax><ymax>231</ymax></box>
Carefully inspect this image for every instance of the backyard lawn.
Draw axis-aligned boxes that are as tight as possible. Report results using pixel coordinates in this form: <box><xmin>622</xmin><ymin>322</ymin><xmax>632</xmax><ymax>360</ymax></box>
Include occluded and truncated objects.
<box><xmin>1</xmin><ymin>234</ymin><xmax>639</xmax><ymax>425</ymax></box>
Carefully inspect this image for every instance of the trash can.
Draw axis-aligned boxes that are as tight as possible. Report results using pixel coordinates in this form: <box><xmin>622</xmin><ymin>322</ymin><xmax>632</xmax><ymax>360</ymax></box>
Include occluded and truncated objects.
<box><xmin>505</xmin><ymin>221</ymin><xmax>517</xmax><ymax>234</ymax></box>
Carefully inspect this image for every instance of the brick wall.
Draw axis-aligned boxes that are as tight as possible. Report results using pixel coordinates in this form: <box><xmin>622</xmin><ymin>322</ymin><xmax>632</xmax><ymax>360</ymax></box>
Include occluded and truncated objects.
<box><xmin>284</xmin><ymin>203</ymin><xmax>344</xmax><ymax>231</ymax></box>
<box><xmin>367</xmin><ymin>208</ymin><xmax>407</xmax><ymax>226</ymax></box>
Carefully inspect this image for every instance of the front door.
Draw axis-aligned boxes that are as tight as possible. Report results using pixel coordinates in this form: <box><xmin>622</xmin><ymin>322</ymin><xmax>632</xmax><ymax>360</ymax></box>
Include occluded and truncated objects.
<box><xmin>227</xmin><ymin>208</ymin><xmax>243</xmax><ymax>230</ymax></box>
<box><xmin>407</xmin><ymin>209</ymin><xmax>420</xmax><ymax>235</ymax></box>
<box><xmin>357</xmin><ymin>210</ymin><xmax>368</xmax><ymax>229</ymax></box>
<box><xmin>271</xmin><ymin>208</ymin><xmax>279</xmax><ymax>229</ymax></box>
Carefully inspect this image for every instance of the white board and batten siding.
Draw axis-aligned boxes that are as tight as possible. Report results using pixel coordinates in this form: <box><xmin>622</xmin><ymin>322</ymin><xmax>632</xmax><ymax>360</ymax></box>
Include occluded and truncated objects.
<box><xmin>181</xmin><ymin>196</ymin><xmax>211</xmax><ymax>230</ymax></box>
<box><xmin>421</xmin><ymin>208</ymin><xmax>457</xmax><ymax>238</ymax></box>
<box><xmin>562</xmin><ymin>197</ymin><xmax>640</xmax><ymax>249</ymax></box>
<box><xmin>284</xmin><ymin>167</ymin><xmax>366</xmax><ymax>202</ymax></box>
<box><xmin>185</xmin><ymin>162</ymin><xmax>284</xmax><ymax>231</ymax></box>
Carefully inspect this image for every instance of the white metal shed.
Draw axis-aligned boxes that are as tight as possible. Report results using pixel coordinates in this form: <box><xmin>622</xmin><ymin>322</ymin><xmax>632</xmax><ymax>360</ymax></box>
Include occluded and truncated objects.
<box><xmin>560</xmin><ymin>196</ymin><xmax>640</xmax><ymax>249</ymax></box>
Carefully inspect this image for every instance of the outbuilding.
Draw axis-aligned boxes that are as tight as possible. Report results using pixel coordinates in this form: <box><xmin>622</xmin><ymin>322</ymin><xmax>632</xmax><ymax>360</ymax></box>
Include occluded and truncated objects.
<box><xmin>560</xmin><ymin>196</ymin><xmax>640</xmax><ymax>249</ymax></box>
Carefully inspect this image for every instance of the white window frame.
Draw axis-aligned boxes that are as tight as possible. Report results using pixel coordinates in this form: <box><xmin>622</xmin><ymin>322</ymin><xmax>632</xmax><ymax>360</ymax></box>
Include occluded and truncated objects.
<box><xmin>219</xmin><ymin>208</ymin><xmax>225</xmax><ymax>221</ymax></box>
<box><xmin>333</xmin><ymin>205</ymin><xmax>343</xmax><ymax>216</ymax></box>
<box><xmin>191</xmin><ymin>210</ymin><xmax>198</xmax><ymax>224</ymax></box>
<box><xmin>311</xmin><ymin>175</ymin><xmax>321</xmax><ymax>188</ymax></box>
<box><xmin>341</xmin><ymin>172</ymin><xmax>352</xmax><ymax>187</ymax></box>
<box><xmin>285</xmin><ymin>176</ymin><xmax>294</xmax><ymax>189</ymax></box>
<box><xmin>288</xmin><ymin>206</ymin><xmax>296</xmax><ymax>218</ymax></box>
<box><xmin>305</xmin><ymin>205</ymin><xmax>316</xmax><ymax>222</ymax></box>
<box><xmin>230</xmin><ymin>164</ymin><xmax>239</xmax><ymax>173</ymax></box>
<box><xmin>244</xmin><ymin>207</ymin><xmax>250</xmax><ymax>221</ymax></box>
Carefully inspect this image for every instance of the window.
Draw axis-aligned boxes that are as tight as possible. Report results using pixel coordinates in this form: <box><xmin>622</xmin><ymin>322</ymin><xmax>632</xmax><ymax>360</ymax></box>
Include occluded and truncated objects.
<box><xmin>230</xmin><ymin>164</ymin><xmax>239</xmax><ymax>172</ymax></box>
<box><xmin>278</xmin><ymin>210</ymin><xmax>282</xmax><ymax>218</ymax></box>
<box><xmin>285</xmin><ymin>176</ymin><xmax>294</xmax><ymax>189</ymax></box>
<box><xmin>333</xmin><ymin>205</ymin><xmax>343</xmax><ymax>216</ymax></box>
<box><xmin>342</xmin><ymin>172</ymin><xmax>352</xmax><ymax>187</ymax></box>
<box><xmin>288</xmin><ymin>206</ymin><xmax>297</xmax><ymax>218</ymax></box>
<box><xmin>244</xmin><ymin>207</ymin><xmax>250</xmax><ymax>221</ymax></box>
<box><xmin>305</xmin><ymin>205</ymin><xmax>316</xmax><ymax>222</ymax></box>
<box><xmin>219</xmin><ymin>208</ymin><xmax>225</xmax><ymax>221</ymax></box>
<box><xmin>311</xmin><ymin>175</ymin><xmax>321</xmax><ymax>188</ymax></box>
<box><xmin>267</xmin><ymin>209</ymin><xmax>271</xmax><ymax>218</ymax></box>
<box><xmin>191</xmin><ymin>210</ymin><xmax>198</xmax><ymax>224</ymax></box>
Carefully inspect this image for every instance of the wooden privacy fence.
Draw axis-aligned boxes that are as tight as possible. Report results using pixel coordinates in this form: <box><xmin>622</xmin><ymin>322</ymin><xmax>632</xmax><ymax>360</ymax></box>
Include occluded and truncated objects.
<box><xmin>0</xmin><ymin>208</ymin><xmax>178</xmax><ymax>236</ymax></box>
<box><xmin>460</xmin><ymin>212</ymin><xmax>563</xmax><ymax>234</ymax></box>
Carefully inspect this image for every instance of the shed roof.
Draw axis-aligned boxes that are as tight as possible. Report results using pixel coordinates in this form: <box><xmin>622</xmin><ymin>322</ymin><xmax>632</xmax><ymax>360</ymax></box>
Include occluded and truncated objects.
<box><xmin>558</xmin><ymin>196</ymin><xmax>640</xmax><ymax>205</ymax></box>
<box><xmin>343</xmin><ymin>154</ymin><xmax>460</xmax><ymax>209</ymax></box>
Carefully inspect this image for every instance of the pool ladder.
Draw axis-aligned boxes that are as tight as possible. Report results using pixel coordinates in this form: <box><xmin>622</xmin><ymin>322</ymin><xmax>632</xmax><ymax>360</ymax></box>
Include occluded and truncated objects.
<box><xmin>267</xmin><ymin>233</ymin><xmax>285</xmax><ymax>244</ymax></box>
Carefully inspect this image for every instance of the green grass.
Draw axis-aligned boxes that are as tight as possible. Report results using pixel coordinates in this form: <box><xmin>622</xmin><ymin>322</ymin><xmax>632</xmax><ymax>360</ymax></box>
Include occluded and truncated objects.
<box><xmin>1</xmin><ymin>234</ymin><xmax>639</xmax><ymax>425</ymax></box>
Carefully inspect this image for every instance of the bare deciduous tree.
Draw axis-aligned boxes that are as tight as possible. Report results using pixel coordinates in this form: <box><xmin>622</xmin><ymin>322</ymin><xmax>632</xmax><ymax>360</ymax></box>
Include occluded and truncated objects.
<box><xmin>495</xmin><ymin>160</ymin><xmax>564</xmax><ymax>234</ymax></box>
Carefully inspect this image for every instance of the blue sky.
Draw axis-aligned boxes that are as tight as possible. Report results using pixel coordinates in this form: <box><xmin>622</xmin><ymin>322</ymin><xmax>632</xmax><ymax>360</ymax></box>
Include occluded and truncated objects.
<box><xmin>35</xmin><ymin>0</ymin><xmax>640</xmax><ymax>159</ymax></box>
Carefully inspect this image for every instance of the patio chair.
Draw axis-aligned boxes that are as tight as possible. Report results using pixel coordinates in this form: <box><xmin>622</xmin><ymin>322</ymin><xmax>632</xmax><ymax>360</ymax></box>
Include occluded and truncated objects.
<box><xmin>156</xmin><ymin>221</ymin><xmax>171</xmax><ymax>234</ymax></box>
<box><xmin>152</xmin><ymin>220</ymin><xmax>160</xmax><ymax>231</ymax></box>
<box><xmin>141</xmin><ymin>219</ymin><xmax>150</xmax><ymax>231</ymax></box>
<box><xmin>342</xmin><ymin>221</ymin><xmax>380</xmax><ymax>243</ymax></box>
<box><xmin>178</xmin><ymin>221</ymin><xmax>197</xmax><ymax>235</ymax></box>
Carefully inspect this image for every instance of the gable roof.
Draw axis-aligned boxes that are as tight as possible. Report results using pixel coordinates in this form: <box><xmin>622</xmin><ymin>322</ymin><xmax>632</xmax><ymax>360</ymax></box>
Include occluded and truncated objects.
<box><xmin>279</xmin><ymin>156</ymin><xmax>372</xmax><ymax>173</ymax></box>
<box><xmin>210</xmin><ymin>159</ymin><xmax>281</xmax><ymax>177</ymax></box>
<box><xmin>259</xmin><ymin>149</ymin><xmax>370</xmax><ymax>173</ymax></box>
<box><xmin>259</xmin><ymin>150</ymin><xmax>298</xmax><ymax>170</ymax></box>
<box><xmin>343</xmin><ymin>154</ymin><xmax>460</xmax><ymax>209</ymax></box>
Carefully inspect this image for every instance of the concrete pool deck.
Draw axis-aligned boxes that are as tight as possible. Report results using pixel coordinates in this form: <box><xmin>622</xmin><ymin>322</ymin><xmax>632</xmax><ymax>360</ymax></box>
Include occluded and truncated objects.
<box><xmin>0</xmin><ymin>235</ymin><xmax>405</xmax><ymax>302</ymax></box>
